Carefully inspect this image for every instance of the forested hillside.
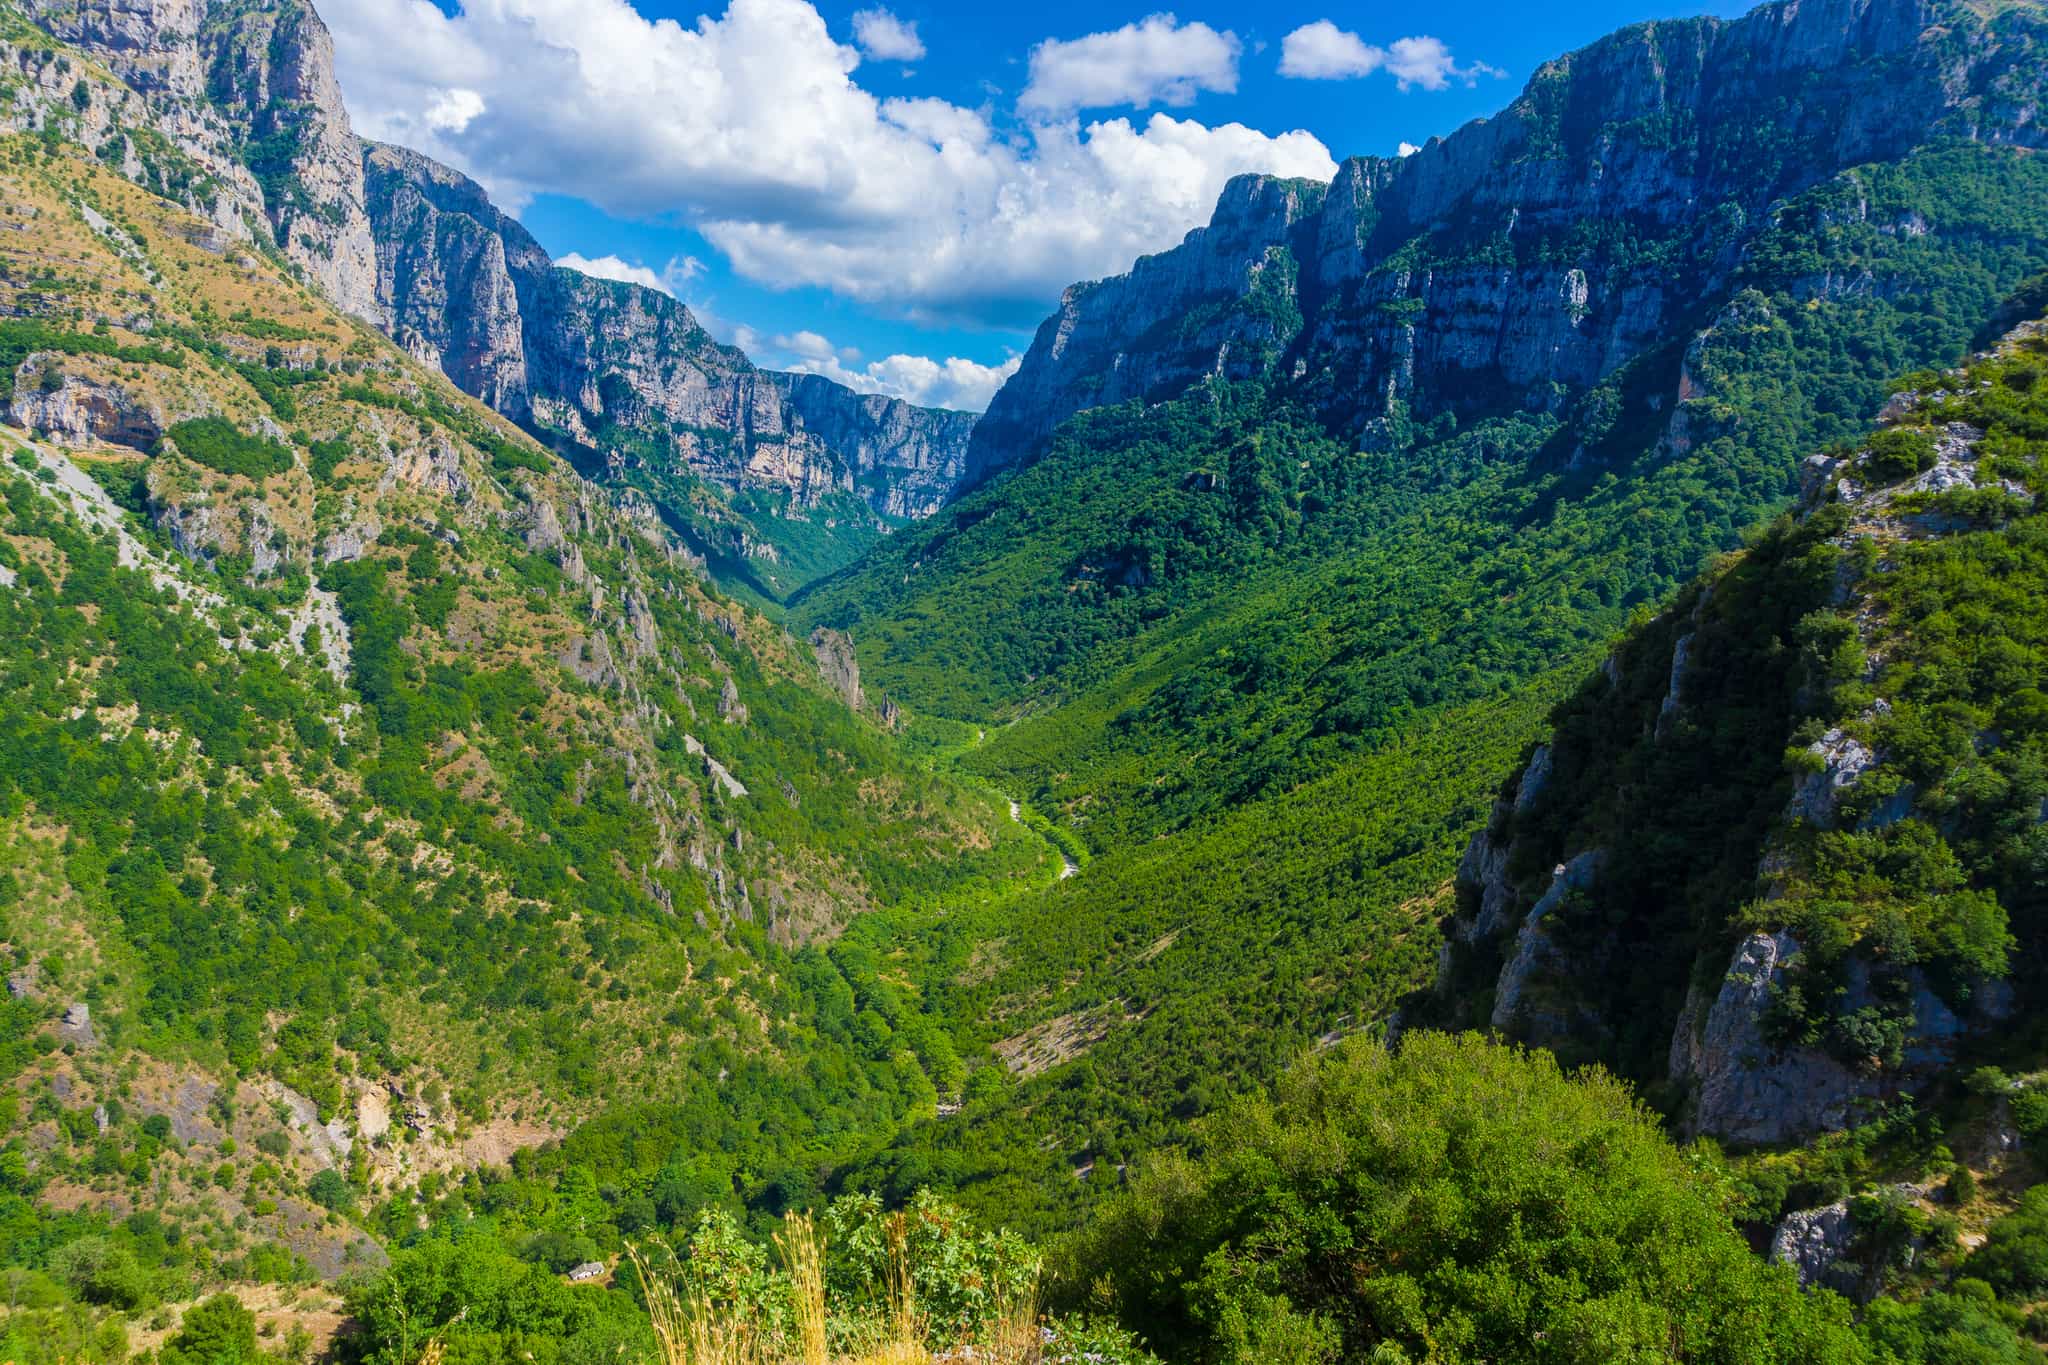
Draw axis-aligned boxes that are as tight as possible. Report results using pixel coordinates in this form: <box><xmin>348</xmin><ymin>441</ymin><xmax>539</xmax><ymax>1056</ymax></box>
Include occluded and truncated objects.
<box><xmin>782</xmin><ymin>137</ymin><xmax>2048</xmax><ymax>1235</ymax></box>
<box><xmin>0</xmin><ymin>85</ymin><xmax>1057</xmax><ymax>1355</ymax></box>
<box><xmin>11</xmin><ymin>0</ymin><xmax>2048</xmax><ymax>1360</ymax></box>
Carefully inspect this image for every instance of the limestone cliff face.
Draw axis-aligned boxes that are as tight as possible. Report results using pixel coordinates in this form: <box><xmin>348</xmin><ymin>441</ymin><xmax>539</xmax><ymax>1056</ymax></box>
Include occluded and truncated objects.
<box><xmin>770</xmin><ymin>374</ymin><xmax>978</xmax><ymax>521</ymax></box>
<box><xmin>14</xmin><ymin>0</ymin><xmax>379</xmax><ymax>318</ymax></box>
<box><xmin>2</xmin><ymin>0</ymin><xmax>975</xmax><ymax>527</ymax></box>
<box><xmin>1425</xmin><ymin>352</ymin><xmax>2037</xmax><ymax>1146</ymax></box>
<box><xmin>970</xmin><ymin>0</ymin><xmax>2048</xmax><ymax>477</ymax></box>
<box><xmin>360</xmin><ymin>142</ymin><xmax>976</xmax><ymax>520</ymax></box>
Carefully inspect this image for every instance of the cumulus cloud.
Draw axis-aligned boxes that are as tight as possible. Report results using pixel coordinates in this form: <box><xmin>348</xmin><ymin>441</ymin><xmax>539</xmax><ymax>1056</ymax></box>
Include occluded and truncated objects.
<box><xmin>773</xmin><ymin>330</ymin><xmax>1022</xmax><ymax>412</ymax></box>
<box><xmin>851</xmin><ymin>7</ymin><xmax>925</xmax><ymax>62</ymax></box>
<box><xmin>1279</xmin><ymin>21</ymin><xmax>1500</xmax><ymax>90</ymax></box>
<box><xmin>323</xmin><ymin>0</ymin><xmax>1332</xmax><ymax>326</ymax></box>
<box><xmin>1019</xmin><ymin>15</ymin><xmax>1241</xmax><ymax>114</ymax></box>
<box><xmin>555</xmin><ymin>252</ymin><xmax>705</xmax><ymax>298</ymax></box>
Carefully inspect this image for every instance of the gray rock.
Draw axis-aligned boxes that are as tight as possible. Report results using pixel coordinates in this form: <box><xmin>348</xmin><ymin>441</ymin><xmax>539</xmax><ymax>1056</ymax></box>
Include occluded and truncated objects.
<box><xmin>7</xmin><ymin>369</ymin><xmax>164</xmax><ymax>449</ymax></box>
<box><xmin>968</xmin><ymin>0</ymin><xmax>2048</xmax><ymax>477</ymax></box>
<box><xmin>56</xmin><ymin>1001</ymin><xmax>96</xmax><ymax>1050</ymax></box>
<box><xmin>1490</xmin><ymin>849</ymin><xmax>1607</xmax><ymax>1037</ymax></box>
<box><xmin>1674</xmin><ymin>932</ymin><xmax>1879</xmax><ymax>1145</ymax></box>
<box><xmin>1788</xmin><ymin>729</ymin><xmax>1878</xmax><ymax>829</ymax></box>
<box><xmin>809</xmin><ymin>628</ymin><xmax>864</xmax><ymax>711</ymax></box>
<box><xmin>1770</xmin><ymin>1203</ymin><xmax>1863</xmax><ymax>1297</ymax></box>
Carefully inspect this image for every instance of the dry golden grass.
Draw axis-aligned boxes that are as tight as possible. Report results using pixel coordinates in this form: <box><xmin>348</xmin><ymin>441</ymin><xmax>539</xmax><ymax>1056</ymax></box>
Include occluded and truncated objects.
<box><xmin>630</xmin><ymin>1211</ymin><xmax>1048</xmax><ymax>1365</ymax></box>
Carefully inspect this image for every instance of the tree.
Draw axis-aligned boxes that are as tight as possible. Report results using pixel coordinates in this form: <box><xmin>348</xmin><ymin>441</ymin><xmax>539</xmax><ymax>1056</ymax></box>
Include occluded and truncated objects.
<box><xmin>161</xmin><ymin>1292</ymin><xmax>257</xmax><ymax>1365</ymax></box>
<box><xmin>1063</xmin><ymin>1033</ymin><xmax>1869</xmax><ymax>1364</ymax></box>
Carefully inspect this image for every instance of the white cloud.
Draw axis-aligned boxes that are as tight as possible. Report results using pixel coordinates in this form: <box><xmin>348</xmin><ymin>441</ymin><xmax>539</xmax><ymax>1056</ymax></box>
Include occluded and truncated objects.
<box><xmin>851</xmin><ymin>8</ymin><xmax>925</xmax><ymax>62</ymax></box>
<box><xmin>1277</xmin><ymin>20</ymin><xmax>1382</xmax><ymax>80</ymax></box>
<box><xmin>773</xmin><ymin>330</ymin><xmax>1022</xmax><ymax>412</ymax></box>
<box><xmin>1397</xmin><ymin>141</ymin><xmax>1421</xmax><ymax>158</ymax></box>
<box><xmin>323</xmin><ymin>0</ymin><xmax>1333</xmax><ymax>326</ymax></box>
<box><xmin>555</xmin><ymin>253</ymin><xmax>707</xmax><ymax>298</ymax></box>
<box><xmin>422</xmin><ymin>87</ymin><xmax>485</xmax><ymax>134</ymax></box>
<box><xmin>1020</xmin><ymin>15</ymin><xmax>1240</xmax><ymax>114</ymax></box>
<box><xmin>1279</xmin><ymin>21</ymin><xmax>1500</xmax><ymax>90</ymax></box>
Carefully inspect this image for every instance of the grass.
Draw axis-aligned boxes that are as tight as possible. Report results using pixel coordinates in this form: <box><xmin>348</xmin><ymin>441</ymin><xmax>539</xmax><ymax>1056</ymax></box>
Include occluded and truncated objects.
<box><xmin>629</xmin><ymin>1213</ymin><xmax>1046</xmax><ymax>1365</ymax></box>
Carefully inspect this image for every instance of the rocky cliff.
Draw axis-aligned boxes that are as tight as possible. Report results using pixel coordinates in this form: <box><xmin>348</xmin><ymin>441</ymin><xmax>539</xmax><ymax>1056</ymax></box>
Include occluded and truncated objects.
<box><xmin>0</xmin><ymin>0</ymin><xmax>977</xmax><ymax>588</ymax></box>
<box><xmin>360</xmin><ymin>142</ymin><xmax>977</xmax><ymax>526</ymax></box>
<box><xmin>10</xmin><ymin>0</ymin><xmax>379</xmax><ymax>318</ymax></box>
<box><xmin>1422</xmin><ymin>325</ymin><xmax>2048</xmax><ymax>1146</ymax></box>
<box><xmin>970</xmin><ymin>0</ymin><xmax>2048</xmax><ymax>478</ymax></box>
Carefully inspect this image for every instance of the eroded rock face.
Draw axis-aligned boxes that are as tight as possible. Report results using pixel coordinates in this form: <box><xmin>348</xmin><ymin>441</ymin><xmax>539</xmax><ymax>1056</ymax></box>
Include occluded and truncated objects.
<box><xmin>18</xmin><ymin>0</ymin><xmax>379</xmax><ymax>318</ymax></box>
<box><xmin>1489</xmin><ymin>849</ymin><xmax>1609</xmax><ymax>1042</ymax></box>
<box><xmin>360</xmin><ymin>142</ymin><xmax>977</xmax><ymax>518</ymax></box>
<box><xmin>7</xmin><ymin>369</ymin><xmax>164</xmax><ymax>449</ymax></box>
<box><xmin>1669</xmin><ymin>931</ymin><xmax>1999</xmax><ymax>1146</ymax></box>
<box><xmin>809</xmin><ymin>628</ymin><xmax>864</xmax><ymax>711</ymax></box>
<box><xmin>1668</xmin><ymin>932</ymin><xmax>1881</xmax><ymax>1145</ymax></box>
<box><xmin>968</xmin><ymin>0</ymin><xmax>2048</xmax><ymax>476</ymax></box>
<box><xmin>1770</xmin><ymin>1203</ymin><xmax>1862</xmax><ymax>1297</ymax></box>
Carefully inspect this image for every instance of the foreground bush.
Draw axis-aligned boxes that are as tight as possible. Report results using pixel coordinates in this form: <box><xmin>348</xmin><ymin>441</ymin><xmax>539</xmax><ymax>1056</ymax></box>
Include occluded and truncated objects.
<box><xmin>1060</xmin><ymin>1032</ymin><xmax>1869</xmax><ymax>1364</ymax></box>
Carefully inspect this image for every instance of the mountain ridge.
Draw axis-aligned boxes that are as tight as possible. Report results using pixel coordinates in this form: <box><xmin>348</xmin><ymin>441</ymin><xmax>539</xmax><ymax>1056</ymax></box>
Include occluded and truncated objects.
<box><xmin>966</xmin><ymin>0</ymin><xmax>2048</xmax><ymax>478</ymax></box>
<box><xmin>0</xmin><ymin>0</ymin><xmax>980</xmax><ymax>599</ymax></box>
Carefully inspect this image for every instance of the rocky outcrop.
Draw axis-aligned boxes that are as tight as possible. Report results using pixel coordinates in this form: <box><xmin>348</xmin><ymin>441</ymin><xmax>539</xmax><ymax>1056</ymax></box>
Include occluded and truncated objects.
<box><xmin>1770</xmin><ymin>1203</ymin><xmax>1862</xmax><ymax>1298</ymax></box>
<box><xmin>1488</xmin><ymin>849</ymin><xmax>1608</xmax><ymax>1043</ymax></box>
<box><xmin>809</xmin><ymin>628</ymin><xmax>864</xmax><ymax>711</ymax></box>
<box><xmin>360</xmin><ymin>142</ymin><xmax>977</xmax><ymax>519</ymax></box>
<box><xmin>970</xmin><ymin>0</ymin><xmax>2048</xmax><ymax>476</ymax></box>
<box><xmin>7</xmin><ymin>368</ymin><xmax>164</xmax><ymax>449</ymax></box>
<box><xmin>1666</xmin><ymin>932</ymin><xmax>1883</xmax><ymax>1145</ymax></box>
<box><xmin>16</xmin><ymin>0</ymin><xmax>379</xmax><ymax>318</ymax></box>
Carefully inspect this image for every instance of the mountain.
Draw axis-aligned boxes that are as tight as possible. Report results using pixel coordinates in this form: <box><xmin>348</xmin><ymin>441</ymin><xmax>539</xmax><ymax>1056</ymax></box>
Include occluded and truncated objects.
<box><xmin>361</xmin><ymin>142</ymin><xmax>981</xmax><ymax>595</ymax></box>
<box><xmin>1421</xmin><ymin>323</ymin><xmax>2048</xmax><ymax>1141</ymax></box>
<box><xmin>0</xmin><ymin>0</ymin><xmax>978</xmax><ymax>602</ymax></box>
<box><xmin>790</xmin><ymin>0</ymin><xmax>2048</xmax><ymax>1234</ymax></box>
<box><xmin>0</xmin><ymin>13</ymin><xmax>1057</xmax><ymax>1319</ymax></box>
<box><xmin>13</xmin><ymin>0</ymin><xmax>2048</xmax><ymax>1358</ymax></box>
<box><xmin>968</xmin><ymin>0</ymin><xmax>2048</xmax><ymax>479</ymax></box>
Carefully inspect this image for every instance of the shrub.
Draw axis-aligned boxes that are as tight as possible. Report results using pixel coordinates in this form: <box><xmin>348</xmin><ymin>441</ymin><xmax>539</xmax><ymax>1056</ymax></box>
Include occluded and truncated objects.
<box><xmin>163</xmin><ymin>417</ymin><xmax>292</xmax><ymax>480</ymax></box>
<box><xmin>306</xmin><ymin>1167</ymin><xmax>354</xmax><ymax>1212</ymax></box>
<box><xmin>1062</xmin><ymin>1033</ymin><xmax>1868</xmax><ymax>1364</ymax></box>
<box><xmin>160</xmin><ymin>1292</ymin><xmax>258</xmax><ymax>1365</ymax></box>
<box><xmin>1864</xmin><ymin>427</ymin><xmax>1939</xmax><ymax>482</ymax></box>
<box><xmin>1968</xmin><ymin>1186</ymin><xmax>2048</xmax><ymax>1297</ymax></box>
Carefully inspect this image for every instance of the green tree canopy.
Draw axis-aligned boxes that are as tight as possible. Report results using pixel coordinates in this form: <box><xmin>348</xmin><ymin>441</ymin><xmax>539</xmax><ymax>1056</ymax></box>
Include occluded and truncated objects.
<box><xmin>1062</xmin><ymin>1032</ymin><xmax>1869</xmax><ymax>1364</ymax></box>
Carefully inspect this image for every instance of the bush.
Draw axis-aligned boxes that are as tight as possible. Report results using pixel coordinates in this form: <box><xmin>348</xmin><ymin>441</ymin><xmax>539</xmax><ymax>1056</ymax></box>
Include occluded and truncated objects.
<box><xmin>1062</xmin><ymin>1033</ymin><xmax>1867</xmax><ymax>1364</ymax></box>
<box><xmin>50</xmin><ymin>1237</ymin><xmax>151</xmax><ymax>1310</ymax></box>
<box><xmin>163</xmin><ymin>417</ymin><xmax>293</xmax><ymax>480</ymax></box>
<box><xmin>1968</xmin><ymin>1186</ymin><xmax>2048</xmax><ymax>1297</ymax></box>
<box><xmin>1864</xmin><ymin>427</ymin><xmax>1940</xmax><ymax>482</ymax></box>
<box><xmin>306</xmin><ymin>1167</ymin><xmax>354</xmax><ymax>1213</ymax></box>
<box><xmin>160</xmin><ymin>1292</ymin><xmax>258</xmax><ymax>1365</ymax></box>
<box><xmin>2010</xmin><ymin>1089</ymin><xmax>2048</xmax><ymax>1148</ymax></box>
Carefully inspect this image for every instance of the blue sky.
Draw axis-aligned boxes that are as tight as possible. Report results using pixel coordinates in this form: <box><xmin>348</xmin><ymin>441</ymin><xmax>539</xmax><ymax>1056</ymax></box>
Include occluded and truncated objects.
<box><xmin>326</xmin><ymin>0</ymin><xmax>1752</xmax><ymax>408</ymax></box>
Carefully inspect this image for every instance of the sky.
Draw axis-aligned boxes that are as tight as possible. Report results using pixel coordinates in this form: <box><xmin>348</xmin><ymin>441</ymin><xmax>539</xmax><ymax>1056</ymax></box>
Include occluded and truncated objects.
<box><xmin>321</xmin><ymin>0</ymin><xmax>1753</xmax><ymax>411</ymax></box>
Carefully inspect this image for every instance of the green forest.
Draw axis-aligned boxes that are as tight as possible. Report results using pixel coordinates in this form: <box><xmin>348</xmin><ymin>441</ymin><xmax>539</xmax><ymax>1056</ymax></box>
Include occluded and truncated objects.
<box><xmin>9</xmin><ymin>0</ymin><xmax>2048</xmax><ymax>1360</ymax></box>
